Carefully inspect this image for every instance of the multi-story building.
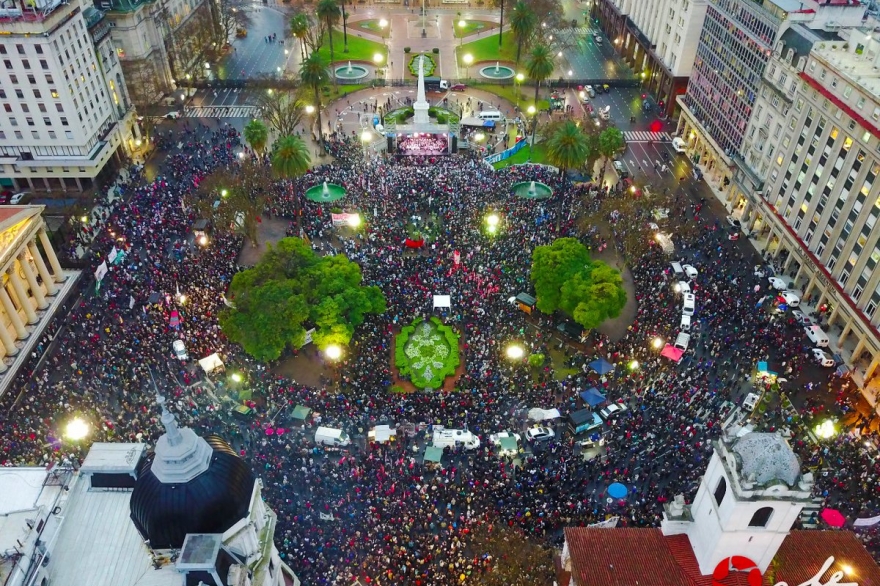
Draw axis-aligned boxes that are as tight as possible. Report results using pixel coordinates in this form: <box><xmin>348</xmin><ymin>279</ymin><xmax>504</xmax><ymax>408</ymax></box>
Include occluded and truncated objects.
<box><xmin>104</xmin><ymin>0</ymin><xmax>217</xmax><ymax>108</ymax></box>
<box><xmin>676</xmin><ymin>0</ymin><xmax>866</xmax><ymax>189</ymax></box>
<box><xmin>591</xmin><ymin>0</ymin><xmax>709</xmax><ymax>119</ymax></box>
<box><xmin>0</xmin><ymin>0</ymin><xmax>138</xmax><ymax>193</ymax></box>
<box><xmin>738</xmin><ymin>29</ymin><xmax>880</xmax><ymax>386</ymax></box>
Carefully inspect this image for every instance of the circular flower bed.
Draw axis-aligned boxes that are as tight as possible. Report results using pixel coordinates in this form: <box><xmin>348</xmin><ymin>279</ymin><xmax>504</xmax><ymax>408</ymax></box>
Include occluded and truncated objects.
<box><xmin>408</xmin><ymin>54</ymin><xmax>437</xmax><ymax>77</ymax></box>
<box><xmin>395</xmin><ymin>317</ymin><xmax>460</xmax><ymax>389</ymax></box>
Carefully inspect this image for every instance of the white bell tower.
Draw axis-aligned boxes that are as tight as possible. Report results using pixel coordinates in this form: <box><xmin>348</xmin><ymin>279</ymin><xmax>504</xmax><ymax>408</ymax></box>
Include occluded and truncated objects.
<box><xmin>661</xmin><ymin>432</ymin><xmax>814</xmax><ymax>575</ymax></box>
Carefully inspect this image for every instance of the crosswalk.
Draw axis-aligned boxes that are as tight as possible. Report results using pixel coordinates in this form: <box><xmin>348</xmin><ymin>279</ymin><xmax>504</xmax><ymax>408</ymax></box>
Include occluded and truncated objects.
<box><xmin>183</xmin><ymin>106</ymin><xmax>259</xmax><ymax>119</ymax></box>
<box><xmin>623</xmin><ymin>131</ymin><xmax>672</xmax><ymax>143</ymax></box>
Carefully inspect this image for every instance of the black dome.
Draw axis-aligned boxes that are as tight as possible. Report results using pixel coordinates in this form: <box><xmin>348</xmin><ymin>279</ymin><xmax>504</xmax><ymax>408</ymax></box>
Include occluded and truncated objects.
<box><xmin>129</xmin><ymin>435</ymin><xmax>256</xmax><ymax>549</ymax></box>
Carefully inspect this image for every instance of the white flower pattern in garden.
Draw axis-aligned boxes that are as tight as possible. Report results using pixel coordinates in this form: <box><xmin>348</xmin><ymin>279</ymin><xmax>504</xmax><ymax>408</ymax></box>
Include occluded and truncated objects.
<box><xmin>404</xmin><ymin>322</ymin><xmax>451</xmax><ymax>383</ymax></box>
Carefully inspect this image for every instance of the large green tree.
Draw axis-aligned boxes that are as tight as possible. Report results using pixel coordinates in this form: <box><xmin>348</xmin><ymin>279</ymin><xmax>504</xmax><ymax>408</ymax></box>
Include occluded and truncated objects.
<box><xmin>545</xmin><ymin>120</ymin><xmax>594</xmax><ymax>177</ymax></box>
<box><xmin>509</xmin><ymin>2</ymin><xmax>537</xmax><ymax>65</ymax></box>
<box><xmin>300</xmin><ymin>52</ymin><xmax>330</xmax><ymax>155</ymax></box>
<box><xmin>257</xmin><ymin>88</ymin><xmax>306</xmax><ymax>138</ymax></box>
<box><xmin>220</xmin><ymin>237</ymin><xmax>386</xmax><ymax>361</ymax></box>
<box><xmin>525</xmin><ymin>44</ymin><xmax>555</xmax><ymax>106</ymax></box>
<box><xmin>243</xmin><ymin>119</ymin><xmax>269</xmax><ymax>156</ymax></box>
<box><xmin>531</xmin><ymin>237</ymin><xmax>626</xmax><ymax>329</ymax></box>
<box><xmin>316</xmin><ymin>0</ymin><xmax>341</xmax><ymax>87</ymax></box>
<box><xmin>597</xmin><ymin>126</ymin><xmax>625</xmax><ymax>177</ymax></box>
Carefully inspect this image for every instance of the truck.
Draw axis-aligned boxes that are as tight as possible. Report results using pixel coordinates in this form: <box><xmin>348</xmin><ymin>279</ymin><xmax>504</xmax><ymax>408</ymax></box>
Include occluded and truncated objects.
<box><xmin>432</xmin><ymin>428</ymin><xmax>480</xmax><ymax>450</ymax></box>
<box><xmin>424</xmin><ymin>77</ymin><xmax>450</xmax><ymax>92</ymax></box>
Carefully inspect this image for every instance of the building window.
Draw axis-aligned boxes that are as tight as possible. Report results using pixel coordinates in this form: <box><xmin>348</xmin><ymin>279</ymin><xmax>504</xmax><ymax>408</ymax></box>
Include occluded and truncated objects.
<box><xmin>713</xmin><ymin>477</ymin><xmax>727</xmax><ymax>507</ymax></box>
<box><xmin>844</xmin><ymin>86</ymin><xmax>852</xmax><ymax>98</ymax></box>
<box><xmin>749</xmin><ymin>507</ymin><xmax>774</xmax><ymax>528</ymax></box>
<box><xmin>65</xmin><ymin>130</ymin><xmax>73</xmax><ymax>139</ymax></box>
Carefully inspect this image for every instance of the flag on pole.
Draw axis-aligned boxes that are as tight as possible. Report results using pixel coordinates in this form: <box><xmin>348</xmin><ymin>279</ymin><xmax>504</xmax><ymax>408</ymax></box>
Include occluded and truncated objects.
<box><xmin>129</xmin><ymin>296</ymin><xmax>135</xmax><ymax>310</ymax></box>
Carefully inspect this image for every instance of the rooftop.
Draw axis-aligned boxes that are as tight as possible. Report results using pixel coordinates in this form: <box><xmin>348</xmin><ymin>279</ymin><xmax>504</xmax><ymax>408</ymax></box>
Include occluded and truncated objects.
<box><xmin>731</xmin><ymin>432</ymin><xmax>801</xmax><ymax>487</ymax></box>
<box><xmin>811</xmin><ymin>27</ymin><xmax>880</xmax><ymax>96</ymax></box>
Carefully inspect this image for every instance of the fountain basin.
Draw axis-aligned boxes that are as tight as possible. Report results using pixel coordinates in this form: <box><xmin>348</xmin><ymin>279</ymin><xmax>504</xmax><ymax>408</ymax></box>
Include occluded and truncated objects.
<box><xmin>479</xmin><ymin>63</ymin><xmax>515</xmax><ymax>80</ymax></box>
<box><xmin>305</xmin><ymin>182</ymin><xmax>347</xmax><ymax>202</ymax></box>
<box><xmin>512</xmin><ymin>181</ymin><xmax>553</xmax><ymax>200</ymax></box>
<box><xmin>334</xmin><ymin>63</ymin><xmax>369</xmax><ymax>80</ymax></box>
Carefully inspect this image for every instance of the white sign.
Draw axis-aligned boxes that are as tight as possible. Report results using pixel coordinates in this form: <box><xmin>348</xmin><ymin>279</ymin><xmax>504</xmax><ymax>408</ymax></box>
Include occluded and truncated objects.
<box><xmin>94</xmin><ymin>261</ymin><xmax>108</xmax><ymax>282</ymax></box>
<box><xmin>319</xmin><ymin>512</ymin><xmax>335</xmax><ymax>521</ymax></box>
<box><xmin>433</xmin><ymin>295</ymin><xmax>451</xmax><ymax>309</ymax></box>
<box><xmin>107</xmin><ymin>246</ymin><xmax>118</xmax><ymax>264</ymax></box>
<box><xmin>303</xmin><ymin>328</ymin><xmax>316</xmax><ymax>345</ymax></box>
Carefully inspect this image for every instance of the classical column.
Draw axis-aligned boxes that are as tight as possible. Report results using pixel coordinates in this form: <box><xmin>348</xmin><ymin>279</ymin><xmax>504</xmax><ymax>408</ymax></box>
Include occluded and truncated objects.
<box><xmin>38</xmin><ymin>228</ymin><xmax>65</xmax><ymax>282</ymax></box>
<box><xmin>18</xmin><ymin>255</ymin><xmax>46</xmax><ymax>310</ymax></box>
<box><xmin>0</xmin><ymin>288</ymin><xmax>26</xmax><ymax>339</ymax></box>
<box><xmin>28</xmin><ymin>241</ymin><xmax>56</xmax><ymax>296</ymax></box>
<box><xmin>0</xmin><ymin>312</ymin><xmax>17</xmax><ymax>357</ymax></box>
<box><xmin>8</xmin><ymin>268</ymin><xmax>37</xmax><ymax>324</ymax></box>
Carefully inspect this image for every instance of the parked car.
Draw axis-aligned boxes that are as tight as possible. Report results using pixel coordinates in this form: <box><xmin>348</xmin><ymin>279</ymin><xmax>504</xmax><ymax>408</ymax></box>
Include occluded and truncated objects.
<box><xmin>9</xmin><ymin>192</ymin><xmax>28</xmax><ymax>204</ymax></box>
<box><xmin>725</xmin><ymin>216</ymin><xmax>742</xmax><ymax>230</ymax></box>
<box><xmin>682</xmin><ymin>292</ymin><xmax>696</xmax><ymax>316</ymax></box>
<box><xmin>172</xmin><ymin>339</ymin><xmax>188</xmax><ymax>361</ymax></box>
<box><xmin>613</xmin><ymin>160</ymin><xmax>629</xmax><ymax>179</ymax></box>
<box><xmin>811</xmin><ymin>348</ymin><xmax>835</xmax><ymax>367</ymax></box>
<box><xmin>791</xmin><ymin>309</ymin><xmax>815</xmax><ymax>326</ymax></box>
<box><xmin>488</xmin><ymin>431</ymin><xmax>522</xmax><ymax>446</ymax></box>
<box><xmin>449</xmin><ymin>83</ymin><xmax>467</xmax><ymax>91</ymax></box>
<box><xmin>165</xmin><ymin>111</ymin><xmax>181</xmax><ymax>120</ymax></box>
<box><xmin>585</xmin><ymin>85</ymin><xmax>596</xmax><ymax>98</ymax></box>
<box><xmin>671</xmin><ymin>137</ymin><xmax>687</xmax><ymax>153</ymax></box>
<box><xmin>804</xmin><ymin>325</ymin><xmax>830</xmax><ymax>348</ymax></box>
<box><xmin>682</xmin><ymin>264</ymin><xmax>698</xmax><ymax>280</ymax></box>
<box><xmin>768</xmin><ymin>277</ymin><xmax>787</xmax><ymax>290</ymax></box>
<box><xmin>526</xmin><ymin>426</ymin><xmax>555</xmax><ymax>443</ymax></box>
<box><xmin>599</xmin><ymin>402</ymin><xmax>629</xmax><ymax>420</ymax></box>
<box><xmin>778</xmin><ymin>290</ymin><xmax>800</xmax><ymax>307</ymax></box>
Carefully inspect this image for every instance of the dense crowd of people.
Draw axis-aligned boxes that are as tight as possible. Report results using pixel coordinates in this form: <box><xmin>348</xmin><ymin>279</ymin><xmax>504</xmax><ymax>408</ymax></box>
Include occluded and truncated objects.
<box><xmin>1</xmin><ymin>120</ymin><xmax>880</xmax><ymax>585</ymax></box>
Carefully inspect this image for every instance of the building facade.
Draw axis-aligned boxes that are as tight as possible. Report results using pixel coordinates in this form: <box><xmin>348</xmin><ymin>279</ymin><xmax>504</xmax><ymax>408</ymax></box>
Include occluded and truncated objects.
<box><xmin>105</xmin><ymin>0</ymin><xmax>216</xmax><ymax>108</ymax></box>
<box><xmin>676</xmin><ymin>0</ymin><xmax>867</xmax><ymax>189</ymax></box>
<box><xmin>591</xmin><ymin>0</ymin><xmax>709</xmax><ymax>119</ymax></box>
<box><xmin>732</xmin><ymin>28</ymin><xmax>880</xmax><ymax>384</ymax></box>
<box><xmin>0</xmin><ymin>0</ymin><xmax>137</xmax><ymax>193</ymax></box>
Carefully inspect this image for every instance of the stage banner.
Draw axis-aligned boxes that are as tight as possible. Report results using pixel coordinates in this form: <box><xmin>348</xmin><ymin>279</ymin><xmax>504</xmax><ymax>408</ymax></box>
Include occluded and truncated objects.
<box><xmin>332</xmin><ymin>213</ymin><xmax>358</xmax><ymax>226</ymax></box>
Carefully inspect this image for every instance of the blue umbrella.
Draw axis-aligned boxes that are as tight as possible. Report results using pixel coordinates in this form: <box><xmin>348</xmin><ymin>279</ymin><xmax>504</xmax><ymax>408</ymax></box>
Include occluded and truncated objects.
<box><xmin>608</xmin><ymin>482</ymin><xmax>628</xmax><ymax>499</ymax></box>
<box><xmin>580</xmin><ymin>387</ymin><xmax>606</xmax><ymax>407</ymax></box>
<box><xmin>589</xmin><ymin>358</ymin><xmax>614</xmax><ymax>375</ymax></box>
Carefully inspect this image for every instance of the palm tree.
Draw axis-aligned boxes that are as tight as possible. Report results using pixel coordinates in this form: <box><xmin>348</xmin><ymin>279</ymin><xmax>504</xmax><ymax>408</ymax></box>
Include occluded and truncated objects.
<box><xmin>545</xmin><ymin>120</ymin><xmax>591</xmax><ymax>177</ymax></box>
<box><xmin>316</xmin><ymin>0</ymin><xmax>341</xmax><ymax>87</ymax></box>
<box><xmin>243</xmin><ymin>119</ymin><xmax>269</xmax><ymax>157</ymax></box>
<box><xmin>290</xmin><ymin>13</ymin><xmax>310</xmax><ymax>62</ymax></box>
<box><xmin>271</xmin><ymin>134</ymin><xmax>312</xmax><ymax>236</ymax></box>
<box><xmin>300</xmin><ymin>51</ymin><xmax>330</xmax><ymax>156</ymax></box>
<box><xmin>526</xmin><ymin>44</ymin><xmax>555</xmax><ymax>106</ymax></box>
<box><xmin>510</xmin><ymin>2</ymin><xmax>536</xmax><ymax>65</ymax></box>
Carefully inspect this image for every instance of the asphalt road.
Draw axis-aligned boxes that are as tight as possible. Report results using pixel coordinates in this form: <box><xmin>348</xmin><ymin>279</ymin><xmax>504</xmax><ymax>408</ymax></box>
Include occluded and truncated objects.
<box><xmin>215</xmin><ymin>5</ymin><xmax>292</xmax><ymax>80</ymax></box>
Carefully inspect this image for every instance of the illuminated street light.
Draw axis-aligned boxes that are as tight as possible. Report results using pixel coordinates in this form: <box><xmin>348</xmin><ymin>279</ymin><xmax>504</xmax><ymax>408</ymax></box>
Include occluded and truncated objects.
<box><xmin>135</xmin><ymin>138</ymin><xmax>142</xmax><ymax>147</ymax></box>
<box><xmin>652</xmin><ymin>337</ymin><xmax>663</xmax><ymax>349</ymax></box>
<box><xmin>505</xmin><ymin>344</ymin><xmax>525</xmax><ymax>360</ymax></box>
<box><xmin>816</xmin><ymin>420</ymin><xmax>836</xmax><ymax>439</ymax></box>
<box><xmin>231</xmin><ymin>372</ymin><xmax>243</xmax><ymax>383</ymax></box>
<box><xmin>373</xmin><ymin>52</ymin><xmax>384</xmax><ymax>64</ymax></box>
<box><xmin>348</xmin><ymin>214</ymin><xmax>361</xmax><ymax>228</ymax></box>
<box><xmin>198</xmin><ymin>235</ymin><xmax>208</xmax><ymax>246</ymax></box>
<box><xmin>567</xmin><ymin>69</ymin><xmax>573</xmax><ymax>76</ymax></box>
<box><xmin>516</xmin><ymin>73</ymin><xmax>524</xmax><ymax>82</ymax></box>
<box><xmin>485</xmin><ymin>213</ymin><xmax>500</xmax><ymax>234</ymax></box>
<box><xmin>629</xmin><ymin>360</ymin><xmax>639</xmax><ymax>370</ymax></box>
<box><xmin>221</xmin><ymin>189</ymin><xmax>229</xmax><ymax>197</ymax></box>
<box><xmin>65</xmin><ymin>417</ymin><xmax>89</xmax><ymax>440</ymax></box>
<box><xmin>474</xmin><ymin>132</ymin><xmax>485</xmax><ymax>142</ymax></box>
<box><xmin>557</xmin><ymin>51</ymin><xmax>563</xmax><ymax>57</ymax></box>
<box><xmin>527</xmin><ymin>105</ymin><xmax>536</xmax><ymax>116</ymax></box>
<box><xmin>80</xmin><ymin>215</ymin><xmax>89</xmax><ymax>223</ymax></box>
<box><xmin>325</xmin><ymin>344</ymin><xmax>342</xmax><ymax>360</ymax></box>
<box><xmin>459</xmin><ymin>18</ymin><xmax>466</xmax><ymax>27</ymax></box>
<box><xmin>305</xmin><ymin>105</ymin><xmax>315</xmax><ymax>114</ymax></box>
<box><xmin>204</xmin><ymin>62</ymin><xmax>210</xmax><ymax>69</ymax></box>
<box><xmin>379</xmin><ymin>18</ymin><xmax>388</xmax><ymax>27</ymax></box>
<box><xmin>630</xmin><ymin>185</ymin><xmax>637</xmax><ymax>193</ymax></box>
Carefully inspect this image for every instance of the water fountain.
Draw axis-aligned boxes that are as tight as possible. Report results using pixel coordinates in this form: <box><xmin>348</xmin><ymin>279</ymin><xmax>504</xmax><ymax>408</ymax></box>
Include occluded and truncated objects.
<box><xmin>305</xmin><ymin>181</ymin><xmax>347</xmax><ymax>202</ymax></box>
<box><xmin>512</xmin><ymin>181</ymin><xmax>553</xmax><ymax>200</ymax></box>
<box><xmin>478</xmin><ymin>61</ymin><xmax>515</xmax><ymax>80</ymax></box>
<box><xmin>334</xmin><ymin>60</ymin><xmax>369</xmax><ymax>80</ymax></box>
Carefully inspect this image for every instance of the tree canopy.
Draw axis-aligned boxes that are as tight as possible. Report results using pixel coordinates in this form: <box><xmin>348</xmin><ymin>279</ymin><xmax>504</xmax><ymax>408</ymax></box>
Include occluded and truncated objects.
<box><xmin>195</xmin><ymin>156</ymin><xmax>271</xmax><ymax>247</ymax></box>
<box><xmin>545</xmin><ymin>120</ymin><xmax>595</xmax><ymax>176</ymax></box>
<box><xmin>530</xmin><ymin>237</ymin><xmax>626</xmax><ymax>330</ymax></box>
<box><xmin>220</xmin><ymin>238</ymin><xmax>386</xmax><ymax>361</ymax></box>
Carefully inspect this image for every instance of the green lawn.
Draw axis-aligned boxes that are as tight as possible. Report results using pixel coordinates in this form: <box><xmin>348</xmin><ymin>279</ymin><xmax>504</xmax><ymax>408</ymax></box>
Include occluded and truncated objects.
<box><xmin>316</xmin><ymin>29</ymin><xmax>387</xmax><ymax>66</ymax></box>
<box><xmin>453</xmin><ymin>20</ymin><xmax>498</xmax><ymax>38</ymax></box>
<box><xmin>353</xmin><ymin>18</ymin><xmax>391</xmax><ymax>38</ymax></box>
<box><xmin>456</xmin><ymin>33</ymin><xmax>518</xmax><ymax>66</ymax></box>
<box><xmin>320</xmin><ymin>83</ymin><xmax>372</xmax><ymax>101</ymax></box>
<box><xmin>492</xmin><ymin>141</ymin><xmax>549</xmax><ymax>169</ymax></box>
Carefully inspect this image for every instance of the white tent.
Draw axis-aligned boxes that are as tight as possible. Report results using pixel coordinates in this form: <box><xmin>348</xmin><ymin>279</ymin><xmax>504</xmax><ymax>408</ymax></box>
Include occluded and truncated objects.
<box><xmin>433</xmin><ymin>295</ymin><xmax>451</xmax><ymax>309</ymax></box>
<box><xmin>527</xmin><ymin>408</ymin><xmax>561</xmax><ymax>421</ymax></box>
<box><xmin>368</xmin><ymin>425</ymin><xmax>396</xmax><ymax>443</ymax></box>
<box><xmin>198</xmin><ymin>353</ymin><xmax>224</xmax><ymax>374</ymax></box>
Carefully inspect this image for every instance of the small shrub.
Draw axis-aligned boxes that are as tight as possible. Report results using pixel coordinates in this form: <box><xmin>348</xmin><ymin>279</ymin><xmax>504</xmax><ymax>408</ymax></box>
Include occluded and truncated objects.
<box><xmin>404</xmin><ymin>47</ymin><xmax>411</xmax><ymax>53</ymax></box>
<box><xmin>432</xmin><ymin>48</ymin><xmax>439</xmax><ymax>54</ymax></box>
<box><xmin>528</xmin><ymin>353</ymin><xmax>545</xmax><ymax>367</ymax></box>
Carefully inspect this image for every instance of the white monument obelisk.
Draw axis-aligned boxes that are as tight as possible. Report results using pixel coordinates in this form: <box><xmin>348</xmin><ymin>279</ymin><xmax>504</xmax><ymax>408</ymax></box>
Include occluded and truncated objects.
<box><xmin>413</xmin><ymin>55</ymin><xmax>430</xmax><ymax>125</ymax></box>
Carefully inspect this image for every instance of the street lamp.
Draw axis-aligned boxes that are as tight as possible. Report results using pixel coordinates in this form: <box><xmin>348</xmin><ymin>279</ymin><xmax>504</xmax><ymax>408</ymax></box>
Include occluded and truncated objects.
<box><xmin>515</xmin><ymin>72</ymin><xmax>524</xmax><ymax>107</ymax></box>
<box><xmin>361</xmin><ymin>130</ymin><xmax>373</xmax><ymax>158</ymax></box>
<box><xmin>64</xmin><ymin>417</ymin><xmax>89</xmax><ymax>440</ymax></box>
<box><xmin>816</xmin><ymin>420</ymin><xmax>836</xmax><ymax>439</ymax></box>
<box><xmin>505</xmin><ymin>344</ymin><xmax>524</xmax><ymax>360</ymax></box>
<box><xmin>485</xmin><ymin>212</ymin><xmax>500</xmax><ymax>234</ymax></box>
<box><xmin>629</xmin><ymin>360</ymin><xmax>640</xmax><ymax>370</ymax></box>
<box><xmin>527</xmin><ymin>104</ymin><xmax>538</xmax><ymax>157</ymax></box>
<box><xmin>305</xmin><ymin>105</ymin><xmax>315</xmax><ymax>115</ymax></box>
<box><xmin>458</xmin><ymin>19</ymin><xmax>466</xmax><ymax>46</ymax></box>
<box><xmin>348</xmin><ymin>213</ymin><xmax>361</xmax><ymax>228</ymax></box>
<box><xmin>221</xmin><ymin>189</ymin><xmax>228</xmax><ymax>197</ymax></box>
<box><xmin>652</xmin><ymin>337</ymin><xmax>663</xmax><ymax>349</ymax></box>
<box><xmin>325</xmin><ymin>344</ymin><xmax>342</xmax><ymax>361</ymax></box>
<box><xmin>231</xmin><ymin>372</ymin><xmax>243</xmax><ymax>383</ymax></box>
<box><xmin>463</xmin><ymin>53</ymin><xmax>473</xmax><ymax>79</ymax></box>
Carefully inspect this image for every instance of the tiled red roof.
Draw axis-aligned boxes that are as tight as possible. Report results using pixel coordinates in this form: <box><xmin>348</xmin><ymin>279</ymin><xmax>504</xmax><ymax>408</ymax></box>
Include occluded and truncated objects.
<box><xmin>565</xmin><ymin>528</ymin><xmax>880</xmax><ymax>586</ymax></box>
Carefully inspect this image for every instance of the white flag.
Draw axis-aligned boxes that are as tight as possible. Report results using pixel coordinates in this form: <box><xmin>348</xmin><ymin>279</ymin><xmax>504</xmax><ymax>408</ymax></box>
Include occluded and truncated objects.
<box><xmin>129</xmin><ymin>296</ymin><xmax>135</xmax><ymax>310</ymax></box>
<box><xmin>94</xmin><ymin>261</ymin><xmax>108</xmax><ymax>282</ymax></box>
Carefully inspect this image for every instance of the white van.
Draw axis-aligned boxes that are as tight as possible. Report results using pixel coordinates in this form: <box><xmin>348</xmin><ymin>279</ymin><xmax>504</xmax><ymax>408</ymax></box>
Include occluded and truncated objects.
<box><xmin>670</xmin><ymin>261</ymin><xmax>684</xmax><ymax>278</ymax></box>
<box><xmin>432</xmin><ymin>428</ymin><xmax>480</xmax><ymax>450</ymax></box>
<box><xmin>315</xmin><ymin>426</ymin><xmax>351</xmax><ymax>447</ymax></box>
<box><xmin>672</xmin><ymin>137</ymin><xmax>687</xmax><ymax>153</ymax></box>
<box><xmin>673</xmin><ymin>332</ymin><xmax>690</xmax><ymax>351</ymax></box>
<box><xmin>682</xmin><ymin>293</ymin><xmax>696</xmax><ymax>316</ymax></box>
<box><xmin>680</xmin><ymin>314</ymin><xmax>691</xmax><ymax>332</ymax></box>
<box><xmin>478</xmin><ymin>111</ymin><xmax>504</xmax><ymax>121</ymax></box>
<box><xmin>675</xmin><ymin>281</ymin><xmax>691</xmax><ymax>295</ymax></box>
<box><xmin>804</xmin><ymin>325</ymin><xmax>830</xmax><ymax>348</ymax></box>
